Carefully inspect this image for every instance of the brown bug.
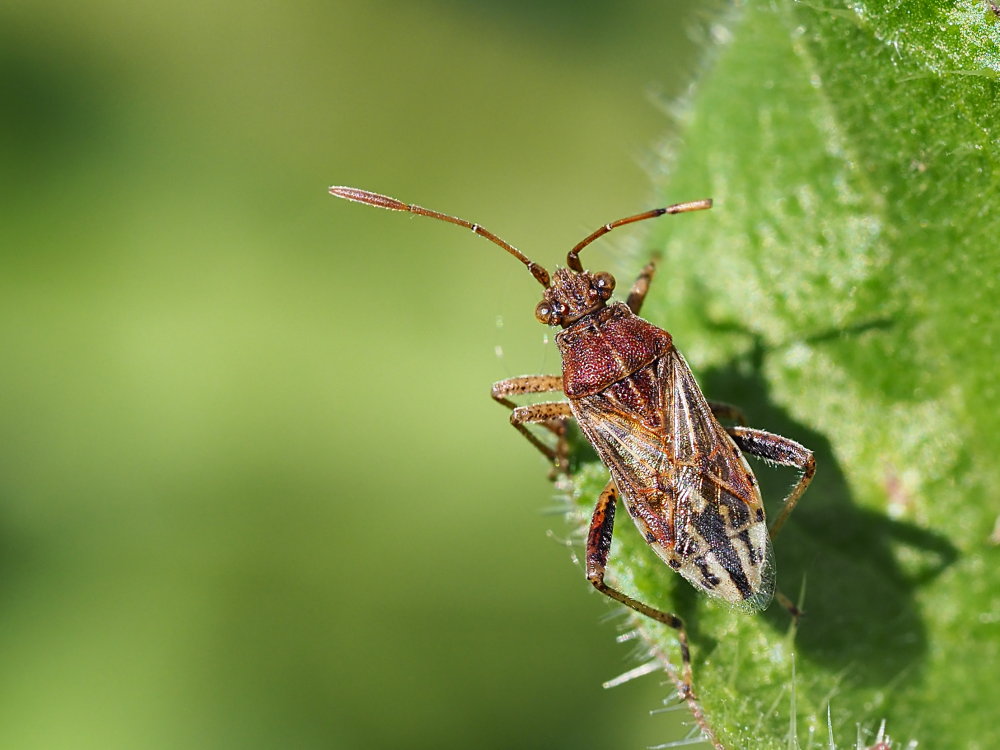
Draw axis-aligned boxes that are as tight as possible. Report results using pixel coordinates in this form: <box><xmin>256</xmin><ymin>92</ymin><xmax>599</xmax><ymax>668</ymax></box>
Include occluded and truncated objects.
<box><xmin>329</xmin><ymin>185</ymin><xmax>815</xmax><ymax>697</ymax></box>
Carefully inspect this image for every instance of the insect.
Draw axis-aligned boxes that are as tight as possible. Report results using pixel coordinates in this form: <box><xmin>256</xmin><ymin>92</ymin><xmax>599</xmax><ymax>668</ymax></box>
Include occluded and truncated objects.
<box><xmin>329</xmin><ymin>185</ymin><xmax>815</xmax><ymax>697</ymax></box>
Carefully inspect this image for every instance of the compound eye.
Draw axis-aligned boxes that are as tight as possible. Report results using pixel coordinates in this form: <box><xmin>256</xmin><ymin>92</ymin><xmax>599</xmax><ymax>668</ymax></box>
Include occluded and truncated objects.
<box><xmin>593</xmin><ymin>271</ymin><xmax>616</xmax><ymax>299</ymax></box>
<box><xmin>535</xmin><ymin>301</ymin><xmax>560</xmax><ymax>326</ymax></box>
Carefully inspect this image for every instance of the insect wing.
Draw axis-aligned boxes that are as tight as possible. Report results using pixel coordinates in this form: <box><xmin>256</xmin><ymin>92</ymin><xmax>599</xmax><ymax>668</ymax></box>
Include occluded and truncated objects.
<box><xmin>666</xmin><ymin>351</ymin><xmax>774</xmax><ymax>609</ymax></box>
<box><xmin>571</xmin><ymin>349</ymin><xmax>774</xmax><ymax>610</ymax></box>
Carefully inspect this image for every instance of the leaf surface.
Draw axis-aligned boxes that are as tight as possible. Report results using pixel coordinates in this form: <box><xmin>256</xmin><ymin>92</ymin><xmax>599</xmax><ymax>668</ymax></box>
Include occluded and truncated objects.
<box><xmin>568</xmin><ymin>2</ymin><xmax>1000</xmax><ymax>746</ymax></box>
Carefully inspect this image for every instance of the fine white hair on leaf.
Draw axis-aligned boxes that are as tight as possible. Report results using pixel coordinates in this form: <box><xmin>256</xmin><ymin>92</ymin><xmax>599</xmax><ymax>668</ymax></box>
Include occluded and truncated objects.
<box><xmin>602</xmin><ymin>659</ymin><xmax>661</xmax><ymax>689</ymax></box>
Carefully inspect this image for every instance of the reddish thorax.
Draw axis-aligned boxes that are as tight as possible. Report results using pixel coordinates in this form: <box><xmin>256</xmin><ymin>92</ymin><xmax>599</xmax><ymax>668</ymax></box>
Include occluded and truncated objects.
<box><xmin>556</xmin><ymin>302</ymin><xmax>673</xmax><ymax>399</ymax></box>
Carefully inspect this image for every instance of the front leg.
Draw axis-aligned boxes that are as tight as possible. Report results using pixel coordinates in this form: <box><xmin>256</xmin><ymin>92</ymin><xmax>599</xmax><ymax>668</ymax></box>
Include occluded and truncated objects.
<box><xmin>492</xmin><ymin>375</ymin><xmax>572</xmax><ymax>475</ymax></box>
<box><xmin>725</xmin><ymin>426</ymin><xmax>816</xmax><ymax>540</ymax></box>
<box><xmin>586</xmin><ymin>480</ymin><xmax>696</xmax><ymax>699</ymax></box>
<box><xmin>626</xmin><ymin>261</ymin><xmax>656</xmax><ymax>314</ymax></box>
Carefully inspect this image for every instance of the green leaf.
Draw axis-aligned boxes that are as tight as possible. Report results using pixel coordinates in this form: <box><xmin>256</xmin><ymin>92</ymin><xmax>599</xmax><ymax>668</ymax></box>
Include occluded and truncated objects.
<box><xmin>566</xmin><ymin>2</ymin><xmax>1000</xmax><ymax>747</ymax></box>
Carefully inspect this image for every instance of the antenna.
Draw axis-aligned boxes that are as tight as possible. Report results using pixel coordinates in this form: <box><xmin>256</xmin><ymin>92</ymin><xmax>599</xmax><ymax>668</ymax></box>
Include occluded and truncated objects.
<box><xmin>565</xmin><ymin>199</ymin><xmax>713</xmax><ymax>273</ymax></box>
<box><xmin>329</xmin><ymin>187</ymin><xmax>551</xmax><ymax>287</ymax></box>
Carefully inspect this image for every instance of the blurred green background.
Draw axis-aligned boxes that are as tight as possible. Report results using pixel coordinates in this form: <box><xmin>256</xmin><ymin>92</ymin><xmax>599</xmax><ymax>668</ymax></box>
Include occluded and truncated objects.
<box><xmin>0</xmin><ymin>2</ymin><xmax>717</xmax><ymax>748</ymax></box>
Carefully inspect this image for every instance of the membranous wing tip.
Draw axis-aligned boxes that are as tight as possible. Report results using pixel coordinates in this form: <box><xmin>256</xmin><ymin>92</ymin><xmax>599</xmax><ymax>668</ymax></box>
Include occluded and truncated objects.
<box><xmin>676</xmin><ymin>524</ymin><xmax>775</xmax><ymax>612</ymax></box>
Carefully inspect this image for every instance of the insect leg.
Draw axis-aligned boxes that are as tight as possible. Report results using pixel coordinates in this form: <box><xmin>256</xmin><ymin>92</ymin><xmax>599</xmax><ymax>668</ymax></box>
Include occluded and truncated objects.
<box><xmin>492</xmin><ymin>374</ymin><xmax>563</xmax><ymax>403</ymax></box>
<box><xmin>707</xmin><ymin>401</ymin><xmax>747</xmax><ymax>426</ymax></box>
<box><xmin>725</xmin><ymin>427</ymin><xmax>816</xmax><ymax>540</ymax></box>
<box><xmin>508</xmin><ymin>401</ymin><xmax>574</xmax><ymax>477</ymax></box>
<box><xmin>774</xmin><ymin>589</ymin><xmax>804</xmax><ymax>623</ymax></box>
<box><xmin>626</xmin><ymin>262</ymin><xmax>656</xmax><ymax>314</ymax></box>
<box><xmin>492</xmin><ymin>375</ymin><xmax>571</xmax><ymax>474</ymax></box>
<box><xmin>586</xmin><ymin>480</ymin><xmax>696</xmax><ymax>698</ymax></box>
